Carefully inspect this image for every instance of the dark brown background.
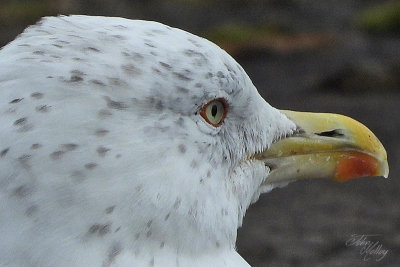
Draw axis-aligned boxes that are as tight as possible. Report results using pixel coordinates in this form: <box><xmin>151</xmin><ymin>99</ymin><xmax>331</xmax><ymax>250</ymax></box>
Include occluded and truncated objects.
<box><xmin>1</xmin><ymin>0</ymin><xmax>399</xmax><ymax>266</ymax></box>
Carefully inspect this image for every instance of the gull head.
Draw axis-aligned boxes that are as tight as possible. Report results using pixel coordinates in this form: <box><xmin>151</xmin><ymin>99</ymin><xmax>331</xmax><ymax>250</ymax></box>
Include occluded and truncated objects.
<box><xmin>0</xmin><ymin>15</ymin><xmax>388</xmax><ymax>266</ymax></box>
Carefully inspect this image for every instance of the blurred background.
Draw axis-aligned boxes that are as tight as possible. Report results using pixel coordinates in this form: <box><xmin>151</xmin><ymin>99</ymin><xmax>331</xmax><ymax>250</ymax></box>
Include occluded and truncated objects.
<box><xmin>1</xmin><ymin>0</ymin><xmax>399</xmax><ymax>266</ymax></box>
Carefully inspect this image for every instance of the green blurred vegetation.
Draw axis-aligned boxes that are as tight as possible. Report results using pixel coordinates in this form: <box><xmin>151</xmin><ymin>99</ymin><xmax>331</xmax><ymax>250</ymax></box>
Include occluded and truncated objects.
<box><xmin>204</xmin><ymin>23</ymin><xmax>282</xmax><ymax>44</ymax></box>
<box><xmin>0</xmin><ymin>0</ymin><xmax>56</xmax><ymax>24</ymax></box>
<box><xmin>203</xmin><ymin>22</ymin><xmax>334</xmax><ymax>55</ymax></box>
<box><xmin>355</xmin><ymin>1</ymin><xmax>400</xmax><ymax>33</ymax></box>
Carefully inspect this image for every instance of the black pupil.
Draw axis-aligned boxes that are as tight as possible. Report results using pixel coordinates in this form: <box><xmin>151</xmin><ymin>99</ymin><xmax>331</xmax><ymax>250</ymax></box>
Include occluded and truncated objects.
<box><xmin>211</xmin><ymin>104</ymin><xmax>218</xmax><ymax>117</ymax></box>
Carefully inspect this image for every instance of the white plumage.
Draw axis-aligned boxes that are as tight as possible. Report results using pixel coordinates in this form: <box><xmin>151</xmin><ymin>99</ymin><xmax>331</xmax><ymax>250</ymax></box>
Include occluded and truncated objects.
<box><xmin>0</xmin><ymin>15</ymin><xmax>303</xmax><ymax>266</ymax></box>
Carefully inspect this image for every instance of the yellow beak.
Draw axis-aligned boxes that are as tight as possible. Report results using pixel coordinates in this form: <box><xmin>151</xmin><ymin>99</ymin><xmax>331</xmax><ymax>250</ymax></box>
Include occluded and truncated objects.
<box><xmin>258</xmin><ymin>110</ymin><xmax>389</xmax><ymax>184</ymax></box>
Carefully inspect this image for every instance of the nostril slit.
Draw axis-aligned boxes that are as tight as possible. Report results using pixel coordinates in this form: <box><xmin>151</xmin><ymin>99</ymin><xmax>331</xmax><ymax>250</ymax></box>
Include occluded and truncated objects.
<box><xmin>315</xmin><ymin>129</ymin><xmax>345</xmax><ymax>138</ymax></box>
<box><xmin>265</xmin><ymin>162</ymin><xmax>277</xmax><ymax>171</ymax></box>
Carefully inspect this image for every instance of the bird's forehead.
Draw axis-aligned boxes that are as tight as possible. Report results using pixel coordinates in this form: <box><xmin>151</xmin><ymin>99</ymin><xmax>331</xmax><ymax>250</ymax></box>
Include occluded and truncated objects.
<box><xmin>114</xmin><ymin>19</ymin><xmax>252</xmax><ymax>102</ymax></box>
<box><xmin>9</xmin><ymin>16</ymin><xmax>257</xmax><ymax>115</ymax></box>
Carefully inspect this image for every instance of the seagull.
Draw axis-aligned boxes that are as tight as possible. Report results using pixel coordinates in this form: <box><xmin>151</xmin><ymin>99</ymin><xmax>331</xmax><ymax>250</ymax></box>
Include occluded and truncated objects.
<box><xmin>0</xmin><ymin>15</ymin><xmax>389</xmax><ymax>266</ymax></box>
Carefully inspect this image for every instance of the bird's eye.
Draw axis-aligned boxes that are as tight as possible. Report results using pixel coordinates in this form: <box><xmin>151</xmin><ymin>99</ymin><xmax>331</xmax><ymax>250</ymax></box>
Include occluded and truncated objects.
<box><xmin>200</xmin><ymin>98</ymin><xmax>228</xmax><ymax>127</ymax></box>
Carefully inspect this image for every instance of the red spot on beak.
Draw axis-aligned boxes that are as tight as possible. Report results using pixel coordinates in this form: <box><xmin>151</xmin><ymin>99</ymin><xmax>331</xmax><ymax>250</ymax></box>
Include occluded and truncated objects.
<box><xmin>335</xmin><ymin>152</ymin><xmax>378</xmax><ymax>182</ymax></box>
